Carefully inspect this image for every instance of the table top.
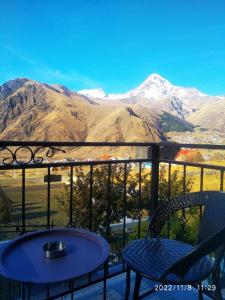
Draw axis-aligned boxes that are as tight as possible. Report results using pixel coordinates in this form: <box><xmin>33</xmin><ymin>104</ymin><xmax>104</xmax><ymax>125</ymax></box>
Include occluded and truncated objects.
<box><xmin>0</xmin><ymin>228</ymin><xmax>109</xmax><ymax>284</ymax></box>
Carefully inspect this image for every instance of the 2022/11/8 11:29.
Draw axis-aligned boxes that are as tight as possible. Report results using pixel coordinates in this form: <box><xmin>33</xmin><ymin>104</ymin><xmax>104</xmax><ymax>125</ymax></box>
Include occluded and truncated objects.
<box><xmin>155</xmin><ymin>284</ymin><xmax>216</xmax><ymax>292</ymax></box>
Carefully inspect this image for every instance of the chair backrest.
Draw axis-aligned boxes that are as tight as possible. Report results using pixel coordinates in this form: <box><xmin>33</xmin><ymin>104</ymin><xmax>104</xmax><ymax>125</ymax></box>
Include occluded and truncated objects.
<box><xmin>198</xmin><ymin>191</ymin><xmax>225</xmax><ymax>242</ymax></box>
<box><xmin>148</xmin><ymin>192</ymin><xmax>205</xmax><ymax>237</ymax></box>
<box><xmin>148</xmin><ymin>191</ymin><xmax>225</xmax><ymax>242</ymax></box>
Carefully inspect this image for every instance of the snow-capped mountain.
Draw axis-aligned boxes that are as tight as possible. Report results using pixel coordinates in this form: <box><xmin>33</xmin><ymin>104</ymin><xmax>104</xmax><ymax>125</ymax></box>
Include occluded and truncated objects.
<box><xmin>131</xmin><ymin>73</ymin><xmax>206</xmax><ymax>99</ymax></box>
<box><xmin>78</xmin><ymin>73</ymin><xmax>206</xmax><ymax>100</ymax></box>
<box><xmin>109</xmin><ymin>74</ymin><xmax>175</xmax><ymax>99</ymax></box>
<box><xmin>78</xmin><ymin>88</ymin><xmax>107</xmax><ymax>99</ymax></box>
<box><xmin>78</xmin><ymin>73</ymin><xmax>210</xmax><ymax>119</ymax></box>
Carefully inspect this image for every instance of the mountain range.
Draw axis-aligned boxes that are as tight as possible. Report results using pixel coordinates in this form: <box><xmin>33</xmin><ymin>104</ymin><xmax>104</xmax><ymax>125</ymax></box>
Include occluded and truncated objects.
<box><xmin>79</xmin><ymin>73</ymin><xmax>225</xmax><ymax>127</ymax></box>
<box><xmin>0</xmin><ymin>74</ymin><xmax>224</xmax><ymax>146</ymax></box>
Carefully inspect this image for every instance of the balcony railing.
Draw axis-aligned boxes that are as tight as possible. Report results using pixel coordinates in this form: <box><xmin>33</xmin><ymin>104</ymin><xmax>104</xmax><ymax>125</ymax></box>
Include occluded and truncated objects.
<box><xmin>0</xmin><ymin>141</ymin><xmax>225</xmax><ymax>299</ymax></box>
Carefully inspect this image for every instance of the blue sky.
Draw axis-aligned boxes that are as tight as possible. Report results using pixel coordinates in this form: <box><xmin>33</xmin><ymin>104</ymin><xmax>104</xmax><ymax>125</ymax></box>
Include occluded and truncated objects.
<box><xmin>0</xmin><ymin>0</ymin><xmax>225</xmax><ymax>95</ymax></box>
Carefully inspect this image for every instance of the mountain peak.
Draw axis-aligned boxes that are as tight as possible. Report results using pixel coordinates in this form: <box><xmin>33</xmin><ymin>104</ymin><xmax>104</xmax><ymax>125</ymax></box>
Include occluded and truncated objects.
<box><xmin>145</xmin><ymin>73</ymin><xmax>167</xmax><ymax>81</ymax></box>
<box><xmin>0</xmin><ymin>78</ymin><xmax>31</xmax><ymax>99</ymax></box>
<box><xmin>128</xmin><ymin>73</ymin><xmax>173</xmax><ymax>98</ymax></box>
<box><xmin>141</xmin><ymin>73</ymin><xmax>172</xmax><ymax>87</ymax></box>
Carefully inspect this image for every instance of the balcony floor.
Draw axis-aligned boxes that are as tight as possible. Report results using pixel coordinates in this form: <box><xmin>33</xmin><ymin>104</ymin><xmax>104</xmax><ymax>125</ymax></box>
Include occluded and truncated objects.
<box><xmin>62</xmin><ymin>272</ymin><xmax>212</xmax><ymax>300</ymax></box>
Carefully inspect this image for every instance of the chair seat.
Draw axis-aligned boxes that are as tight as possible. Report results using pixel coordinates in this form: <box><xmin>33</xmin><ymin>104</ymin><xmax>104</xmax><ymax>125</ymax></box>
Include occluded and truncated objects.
<box><xmin>123</xmin><ymin>238</ymin><xmax>213</xmax><ymax>284</ymax></box>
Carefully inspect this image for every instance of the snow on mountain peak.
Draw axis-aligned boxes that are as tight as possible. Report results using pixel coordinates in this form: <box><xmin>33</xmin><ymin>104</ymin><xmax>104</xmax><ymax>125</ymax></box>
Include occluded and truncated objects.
<box><xmin>77</xmin><ymin>73</ymin><xmax>206</xmax><ymax>101</ymax></box>
<box><xmin>145</xmin><ymin>73</ymin><xmax>169</xmax><ymax>83</ymax></box>
<box><xmin>107</xmin><ymin>74</ymin><xmax>172</xmax><ymax>99</ymax></box>
<box><xmin>127</xmin><ymin>73</ymin><xmax>173</xmax><ymax>99</ymax></box>
<box><xmin>78</xmin><ymin>88</ymin><xmax>106</xmax><ymax>99</ymax></box>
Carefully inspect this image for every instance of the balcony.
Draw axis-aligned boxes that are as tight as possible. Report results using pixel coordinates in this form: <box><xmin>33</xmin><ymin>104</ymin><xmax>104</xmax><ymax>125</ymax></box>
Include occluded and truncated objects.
<box><xmin>0</xmin><ymin>141</ymin><xmax>225</xmax><ymax>299</ymax></box>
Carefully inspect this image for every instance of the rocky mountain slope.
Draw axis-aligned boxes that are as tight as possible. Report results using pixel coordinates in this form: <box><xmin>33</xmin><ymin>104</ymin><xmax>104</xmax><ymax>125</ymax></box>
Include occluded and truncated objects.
<box><xmin>0</xmin><ymin>79</ymin><xmax>88</xmax><ymax>141</ymax></box>
<box><xmin>0</xmin><ymin>78</ymin><xmax>165</xmax><ymax>143</ymax></box>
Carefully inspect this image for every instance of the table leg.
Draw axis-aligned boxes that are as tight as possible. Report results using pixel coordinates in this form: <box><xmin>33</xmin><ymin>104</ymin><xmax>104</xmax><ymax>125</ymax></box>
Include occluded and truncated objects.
<box><xmin>27</xmin><ymin>283</ymin><xmax>31</xmax><ymax>300</ymax></box>
<box><xmin>46</xmin><ymin>283</ymin><xmax>50</xmax><ymax>298</ymax></box>
<box><xmin>8</xmin><ymin>279</ymin><xmax>11</xmax><ymax>300</ymax></box>
<box><xmin>70</xmin><ymin>279</ymin><xmax>74</xmax><ymax>300</ymax></box>
<box><xmin>103</xmin><ymin>262</ymin><xmax>107</xmax><ymax>300</ymax></box>
<box><xmin>21</xmin><ymin>282</ymin><xmax>25</xmax><ymax>300</ymax></box>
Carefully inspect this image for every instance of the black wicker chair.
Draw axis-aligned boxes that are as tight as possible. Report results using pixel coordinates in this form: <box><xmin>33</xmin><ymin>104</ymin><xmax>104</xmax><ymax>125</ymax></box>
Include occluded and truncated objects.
<box><xmin>123</xmin><ymin>191</ymin><xmax>225</xmax><ymax>300</ymax></box>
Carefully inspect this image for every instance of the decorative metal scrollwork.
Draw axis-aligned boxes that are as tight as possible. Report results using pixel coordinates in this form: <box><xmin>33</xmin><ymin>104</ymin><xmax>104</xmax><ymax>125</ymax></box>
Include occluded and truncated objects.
<box><xmin>33</xmin><ymin>146</ymin><xmax>66</xmax><ymax>164</ymax></box>
<box><xmin>0</xmin><ymin>146</ymin><xmax>66</xmax><ymax>165</ymax></box>
<box><xmin>0</xmin><ymin>147</ymin><xmax>15</xmax><ymax>165</ymax></box>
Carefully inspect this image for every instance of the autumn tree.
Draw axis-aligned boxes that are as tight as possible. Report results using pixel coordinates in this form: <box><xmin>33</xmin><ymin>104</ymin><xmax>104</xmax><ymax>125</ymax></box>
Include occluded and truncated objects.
<box><xmin>57</xmin><ymin>164</ymin><xmax>194</xmax><ymax>240</ymax></box>
<box><xmin>57</xmin><ymin>165</ymin><xmax>125</xmax><ymax>232</ymax></box>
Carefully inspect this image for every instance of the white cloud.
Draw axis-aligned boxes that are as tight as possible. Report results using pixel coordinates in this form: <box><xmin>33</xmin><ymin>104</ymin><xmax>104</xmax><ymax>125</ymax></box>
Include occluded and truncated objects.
<box><xmin>3</xmin><ymin>46</ymin><xmax>101</xmax><ymax>89</ymax></box>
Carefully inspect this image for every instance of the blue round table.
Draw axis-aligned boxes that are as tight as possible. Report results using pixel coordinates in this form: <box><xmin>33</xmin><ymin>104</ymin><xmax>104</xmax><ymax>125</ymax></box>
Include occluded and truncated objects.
<box><xmin>0</xmin><ymin>228</ymin><xmax>109</xmax><ymax>285</ymax></box>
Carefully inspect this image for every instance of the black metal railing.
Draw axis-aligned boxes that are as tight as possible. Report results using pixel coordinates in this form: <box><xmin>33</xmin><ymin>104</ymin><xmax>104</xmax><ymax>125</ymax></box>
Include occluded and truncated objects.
<box><xmin>0</xmin><ymin>141</ymin><xmax>225</xmax><ymax>299</ymax></box>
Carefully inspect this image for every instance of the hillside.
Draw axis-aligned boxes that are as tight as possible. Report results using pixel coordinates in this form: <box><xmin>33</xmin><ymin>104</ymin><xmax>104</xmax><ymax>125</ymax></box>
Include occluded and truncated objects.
<box><xmin>160</xmin><ymin>112</ymin><xmax>194</xmax><ymax>133</ymax></box>
<box><xmin>0</xmin><ymin>78</ymin><xmax>164</xmax><ymax>144</ymax></box>
<box><xmin>187</xmin><ymin>98</ymin><xmax>225</xmax><ymax>131</ymax></box>
<box><xmin>0</xmin><ymin>79</ymin><xmax>88</xmax><ymax>141</ymax></box>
